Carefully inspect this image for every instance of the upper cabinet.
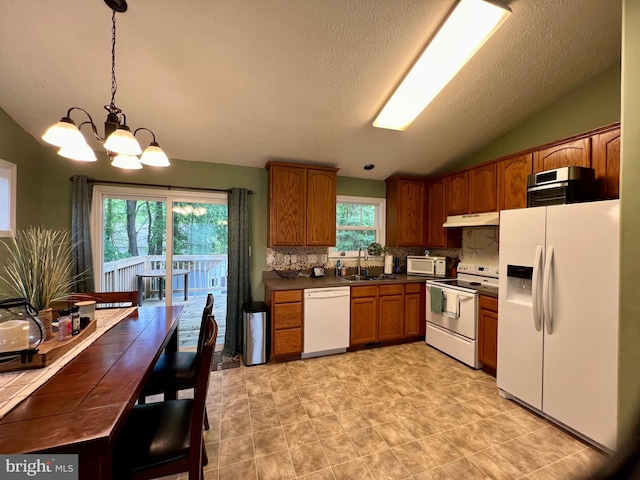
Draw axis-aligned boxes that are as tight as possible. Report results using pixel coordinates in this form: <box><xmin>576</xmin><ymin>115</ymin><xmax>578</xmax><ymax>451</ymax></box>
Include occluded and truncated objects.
<box><xmin>427</xmin><ymin>178</ymin><xmax>462</xmax><ymax>248</ymax></box>
<box><xmin>468</xmin><ymin>163</ymin><xmax>497</xmax><ymax>213</ymax></box>
<box><xmin>266</xmin><ymin>161</ymin><xmax>338</xmax><ymax>247</ymax></box>
<box><xmin>446</xmin><ymin>171</ymin><xmax>469</xmax><ymax>216</ymax></box>
<box><xmin>306</xmin><ymin>168</ymin><xmax>337</xmax><ymax>246</ymax></box>
<box><xmin>386</xmin><ymin>177</ymin><xmax>427</xmax><ymax>247</ymax></box>
<box><xmin>591</xmin><ymin>127</ymin><xmax>620</xmax><ymax>200</ymax></box>
<box><xmin>497</xmin><ymin>153</ymin><xmax>533</xmax><ymax>211</ymax></box>
<box><xmin>533</xmin><ymin>138</ymin><xmax>590</xmax><ymax>173</ymax></box>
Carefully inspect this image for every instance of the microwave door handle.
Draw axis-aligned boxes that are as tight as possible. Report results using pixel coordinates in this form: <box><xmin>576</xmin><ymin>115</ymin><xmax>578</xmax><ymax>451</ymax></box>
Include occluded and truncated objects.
<box><xmin>532</xmin><ymin>245</ymin><xmax>543</xmax><ymax>331</ymax></box>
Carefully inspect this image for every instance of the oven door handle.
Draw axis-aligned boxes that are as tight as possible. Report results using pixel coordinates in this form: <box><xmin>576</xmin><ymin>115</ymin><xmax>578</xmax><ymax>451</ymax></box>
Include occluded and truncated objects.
<box><xmin>532</xmin><ymin>245</ymin><xmax>543</xmax><ymax>332</ymax></box>
<box><xmin>543</xmin><ymin>245</ymin><xmax>554</xmax><ymax>334</ymax></box>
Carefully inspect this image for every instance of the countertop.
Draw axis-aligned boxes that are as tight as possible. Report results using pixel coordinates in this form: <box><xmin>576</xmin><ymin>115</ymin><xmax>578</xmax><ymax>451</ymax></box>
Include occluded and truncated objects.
<box><xmin>263</xmin><ymin>272</ymin><xmax>499</xmax><ymax>298</ymax></box>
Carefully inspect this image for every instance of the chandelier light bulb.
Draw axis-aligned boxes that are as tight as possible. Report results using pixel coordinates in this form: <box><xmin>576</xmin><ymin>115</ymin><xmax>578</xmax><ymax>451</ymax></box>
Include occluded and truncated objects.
<box><xmin>111</xmin><ymin>154</ymin><xmax>142</xmax><ymax>170</ymax></box>
<box><xmin>42</xmin><ymin>119</ymin><xmax>85</xmax><ymax>148</ymax></box>
<box><xmin>57</xmin><ymin>142</ymin><xmax>97</xmax><ymax>162</ymax></box>
<box><xmin>140</xmin><ymin>143</ymin><xmax>170</xmax><ymax>167</ymax></box>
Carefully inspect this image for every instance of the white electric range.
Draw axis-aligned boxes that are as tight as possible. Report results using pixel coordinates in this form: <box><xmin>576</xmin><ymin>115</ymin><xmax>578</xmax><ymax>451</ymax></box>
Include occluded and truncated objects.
<box><xmin>425</xmin><ymin>263</ymin><xmax>499</xmax><ymax>369</ymax></box>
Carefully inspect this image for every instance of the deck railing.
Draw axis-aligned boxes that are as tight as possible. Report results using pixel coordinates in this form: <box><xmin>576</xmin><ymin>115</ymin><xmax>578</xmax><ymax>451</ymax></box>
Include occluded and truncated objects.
<box><xmin>103</xmin><ymin>255</ymin><xmax>228</xmax><ymax>298</ymax></box>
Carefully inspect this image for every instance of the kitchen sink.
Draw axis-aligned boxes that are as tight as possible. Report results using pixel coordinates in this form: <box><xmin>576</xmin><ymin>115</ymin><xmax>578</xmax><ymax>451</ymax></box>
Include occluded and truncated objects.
<box><xmin>338</xmin><ymin>274</ymin><xmax>386</xmax><ymax>282</ymax></box>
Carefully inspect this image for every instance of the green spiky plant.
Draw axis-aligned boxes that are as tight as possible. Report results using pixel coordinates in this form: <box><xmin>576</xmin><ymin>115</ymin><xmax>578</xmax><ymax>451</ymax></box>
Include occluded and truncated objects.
<box><xmin>0</xmin><ymin>227</ymin><xmax>81</xmax><ymax>311</ymax></box>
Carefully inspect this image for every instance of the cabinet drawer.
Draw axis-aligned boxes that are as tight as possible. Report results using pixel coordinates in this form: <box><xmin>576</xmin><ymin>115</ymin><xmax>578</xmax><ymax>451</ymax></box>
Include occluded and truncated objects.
<box><xmin>273</xmin><ymin>302</ymin><xmax>302</xmax><ymax>329</ymax></box>
<box><xmin>479</xmin><ymin>295</ymin><xmax>498</xmax><ymax>312</ymax></box>
<box><xmin>404</xmin><ymin>283</ymin><xmax>422</xmax><ymax>294</ymax></box>
<box><xmin>351</xmin><ymin>285</ymin><xmax>378</xmax><ymax>298</ymax></box>
<box><xmin>273</xmin><ymin>328</ymin><xmax>302</xmax><ymax>355</ymax></box>
<box><xmin>273</xmin><ymin>289</ymin><xmax>303</xmax><ymax>303</ymax></box>
<box><xmin>380</xmin><ymin>284</ymin><xmax>403</xmax><ymax>296</ymax></box>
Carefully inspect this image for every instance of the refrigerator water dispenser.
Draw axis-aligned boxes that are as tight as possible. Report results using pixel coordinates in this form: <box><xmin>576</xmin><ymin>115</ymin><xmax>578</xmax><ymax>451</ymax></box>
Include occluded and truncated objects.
<box><xmin>505</xmin><ymin>264</ymin><xmax>533</xmax><ymax>304</ymax></box>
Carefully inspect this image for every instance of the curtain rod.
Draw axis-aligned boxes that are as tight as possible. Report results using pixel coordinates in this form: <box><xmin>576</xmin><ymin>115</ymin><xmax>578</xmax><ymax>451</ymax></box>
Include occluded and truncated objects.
<box><xmin>69</xmin><ymin>178</ymin><xmax>252</xmax><ymax>194</ymax></box>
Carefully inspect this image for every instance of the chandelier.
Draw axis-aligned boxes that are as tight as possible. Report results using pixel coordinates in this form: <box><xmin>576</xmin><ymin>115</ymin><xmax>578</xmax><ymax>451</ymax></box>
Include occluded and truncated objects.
<box><xmin>41</xmin><ymin>0</ymin><xmax>169</xmax><ymax>170</ymax></box>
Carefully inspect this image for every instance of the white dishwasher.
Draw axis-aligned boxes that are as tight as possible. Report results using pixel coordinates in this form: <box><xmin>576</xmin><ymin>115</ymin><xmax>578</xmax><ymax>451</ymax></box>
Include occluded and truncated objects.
<box><xmin>302</xmin><ymin>286</ymin><xmax>351</xmax><ymax>359</ymax></box>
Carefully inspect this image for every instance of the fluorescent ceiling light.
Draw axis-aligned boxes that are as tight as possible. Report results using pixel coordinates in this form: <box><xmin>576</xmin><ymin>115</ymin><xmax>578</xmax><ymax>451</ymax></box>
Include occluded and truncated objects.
<box><xmin>373</xmin><ymin>0</ymin><xmax>511</xmax><ymax>131</ymax></box>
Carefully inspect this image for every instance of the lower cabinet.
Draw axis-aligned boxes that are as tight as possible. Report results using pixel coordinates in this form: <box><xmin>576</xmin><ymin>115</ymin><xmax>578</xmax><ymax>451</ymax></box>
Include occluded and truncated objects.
<box><xmin>478</xmin><ymin>295</ymin><xmax>498</xmax><ymax>373</ymax></box>
<box><xmin>379</xmin><ymin>285</ymin><xmax>404</xmax><ymax>340</ymax></box>
<box><xmin>350</xmin><ymin>282</ymin><xmax>426</xmax><ymax>348</ymax></box>
<box><xmin>404</xmin><ymin>283</ymin><xmax>426</xmax><ymax>337</ymax></box>
<box><xmin>270</xmin><ymin>289</ymin><xmax>303</xmax><ymax>361</ymax></box>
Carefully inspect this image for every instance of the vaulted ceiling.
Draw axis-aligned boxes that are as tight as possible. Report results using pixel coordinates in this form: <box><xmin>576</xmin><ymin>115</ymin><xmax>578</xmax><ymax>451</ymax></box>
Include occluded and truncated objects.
<box><xmin>0</xmin><ymin>1</ymin><xmax>621</xmax><ymax>180</ymax></box>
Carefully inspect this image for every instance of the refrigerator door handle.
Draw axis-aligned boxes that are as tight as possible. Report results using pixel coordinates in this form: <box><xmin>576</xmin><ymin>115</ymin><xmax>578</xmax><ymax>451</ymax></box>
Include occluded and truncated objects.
<box><xmin>532</xmin><ymin>245</ymin><xmax>543</xmax><ymax>331</ymax></box>
<box><xmin>543</xmin><ymin>245</ymin><xmax>554</xmax><ymax>334</ymax></box>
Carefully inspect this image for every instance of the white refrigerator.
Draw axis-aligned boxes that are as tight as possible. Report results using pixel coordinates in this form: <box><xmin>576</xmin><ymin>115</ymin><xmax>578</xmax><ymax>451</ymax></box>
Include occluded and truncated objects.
<box><xmin>497</xmin><ymin>200</ymin><xmax>619</xmax><ymax>450</ymax></box>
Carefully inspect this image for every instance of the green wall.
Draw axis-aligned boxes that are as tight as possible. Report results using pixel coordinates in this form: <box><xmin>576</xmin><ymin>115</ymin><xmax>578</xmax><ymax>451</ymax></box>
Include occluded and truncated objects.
<box><xmin>460</xmin><ymin>61</ymin><xmax>621</xmax><ymax>168</ymax></box>
<box><xmin>618</xmin><ymin>0</ymin><xmax>640</xmax><ymax>444</ymax></box>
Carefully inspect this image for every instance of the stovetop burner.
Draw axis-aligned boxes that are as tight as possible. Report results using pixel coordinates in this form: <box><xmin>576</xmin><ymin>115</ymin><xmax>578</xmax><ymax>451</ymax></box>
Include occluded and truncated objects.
<box><xmin>470</xmin><ymin>282</ymin><xmax>481</xmax><ymax>286</ymax></box>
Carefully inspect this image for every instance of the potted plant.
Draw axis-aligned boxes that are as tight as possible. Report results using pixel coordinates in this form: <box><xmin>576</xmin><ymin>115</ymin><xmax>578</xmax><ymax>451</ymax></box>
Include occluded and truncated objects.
<box><xmin>0</xmin><ymin>226</ymin><xmax>82</xmax><ymax>340</ymax></box>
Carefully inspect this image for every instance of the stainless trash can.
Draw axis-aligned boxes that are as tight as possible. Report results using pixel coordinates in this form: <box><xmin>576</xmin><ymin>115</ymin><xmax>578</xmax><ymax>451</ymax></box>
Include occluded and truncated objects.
<box><xmin>243</xmin><ymin>302</ymin><xmax>269</xmax><ymax>366</ymax></box>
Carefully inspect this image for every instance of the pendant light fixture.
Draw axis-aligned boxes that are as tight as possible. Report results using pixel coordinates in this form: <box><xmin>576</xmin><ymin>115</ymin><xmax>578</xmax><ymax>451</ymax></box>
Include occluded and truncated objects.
<box><xmin>42</xmin><ymin>0</ymin><xmax>170</xmax><ymax>169</ymax></box>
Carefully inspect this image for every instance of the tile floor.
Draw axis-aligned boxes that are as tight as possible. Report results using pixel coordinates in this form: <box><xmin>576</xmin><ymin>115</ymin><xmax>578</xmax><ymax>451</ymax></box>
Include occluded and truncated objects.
<box><xmin>162</xmin><ymin>342</ymin><xmax>608</xmax><ymax>480</ymax></box>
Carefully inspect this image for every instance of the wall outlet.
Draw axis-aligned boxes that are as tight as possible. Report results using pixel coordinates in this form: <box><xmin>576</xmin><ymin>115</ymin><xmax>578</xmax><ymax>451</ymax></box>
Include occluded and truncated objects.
<box><xmin>290</xmin><ymin>255</ymin><xmax>297</xmax><ymax>263</ymax></box>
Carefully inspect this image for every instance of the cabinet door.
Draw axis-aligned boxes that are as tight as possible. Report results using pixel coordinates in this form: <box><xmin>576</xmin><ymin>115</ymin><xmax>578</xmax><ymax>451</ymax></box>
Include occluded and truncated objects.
<box><xmin>591</xmin><ymin>128</ymin><xmax>620</xmax><ymax>199</ymax></box>
<box><xmin>379</xmin><ymin>294</ymin><xmax>403</xmax><ymax>340</ymax></box>
<box><xmin>497</xmin><ymin>153</ymin><xmax>533</xmax><ymax>211</ymax></box>
<box><xmin>403</xmin><ymin>292</ymin><xmax>422</xmax><ymax>337</ymax></box>
<box><xmin>446</xmin><ymin>171</ymin><xmax>469</xmax><ymax>216</ymax></box>
<box><xmin>427</xmin><ymin>178</ymin><xmax>462</xmax><ymax>248</ymax></box>
<box><xmin>273</xmin><ymin>329</ymin><xmax>303</xmax><ymax>356</ymax></box>
<box><xmin>386</xmin><ymin>177</ymin><xmax>427</xmax><ymax>247</ymax></box>
<box><xmin>350</xmin><ymin>296</ymin><xmax>378</xmax><ymax>345</ymax></box>
<box><xmin>479</xmin><ymin>309</ymin><xmax>498</xmax><ymax>370</ymax></box>
<box><xmin>533</xmin><ymin>138</ymin><xmax>590</xmax><ymax>173</ymax></box>
<box><xmin>469</xmin><ymin>163</ymin><xmax>497</xmax><ymax>213</ymax></box>
<box><xmin>306</xmin><ymin>168</ymin><xmax>337</xmax><ymax>246</ymax></box>
<box><xmin>268</xmin><ymin>164</ymin><xmax>306</xmax><ymax>246</ymax></box>
<box><xmin>397</xmin><ymin>179</ymin><xmax>427</xmax><ymax>246</ymax></box>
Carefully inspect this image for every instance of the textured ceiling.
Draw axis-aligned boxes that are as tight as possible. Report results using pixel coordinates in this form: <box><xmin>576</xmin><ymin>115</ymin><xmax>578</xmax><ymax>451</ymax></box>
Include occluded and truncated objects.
<box><xmin>0</xmin><ymin>0</ymin><xmax>621</xmax><ymax>180</ymax></box>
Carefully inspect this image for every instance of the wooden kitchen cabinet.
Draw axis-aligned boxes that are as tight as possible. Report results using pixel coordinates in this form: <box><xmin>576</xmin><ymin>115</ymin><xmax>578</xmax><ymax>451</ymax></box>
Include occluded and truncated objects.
<box><xmin>427</xmin><ymin>178</ymin><xmax>462</xmax><ymax>248</ymax></box>
<box><xmin>266</xmin><ymin>161</ymin><xmax>338</xmax><ymax>247</ymax></box>
<box><xmin>403</xmin><ymin>283</ymin><xmax>425</xmax><ymax>337</ymax></box>
<box><xmin>385</xmin><ymin>176</ymin><xmax>428</xmax><ymax>246</ymax></box>
<box><xmin>497</xmin><ymin>153</ymin><xmax>533</xmax><ymax>210</ymax></box>
<box><xmin>446</xmin><ymin>171</ymin><xmax>469</xmax><ymax>216</ymax></box>
<box><xmin>533</xmin><ymin>138</ymin><xmax>590</xmax><ymax>173</ymax></box>
<box><xmin>270</xmin><ymin>289</ymin><xmax>303</xmax><ymax>361</ymax></box>
<box><xmin>306</xmin><ymin>168</ymin><xmax>337</xmax><ymax>245</ymax></box>
<box><xmin>478</xmin><ymin>295</ymin><xmax>498</xmax><ymax>374</ymax></box>
<box><xmin>350</xmin><ymin>286</ymin><xmax>379</xmax><ymax>346</ymax></box>
<box><xmin>468</xmin><ymin>163</ymin><xmax>497</xmax><ymax>213</ymax></box>
<box><xmin>378</xmin><ymin>284</ymin><xmax>404</xmax><ymax>341</ymax></box>
<box><xmin>591</xmin><ymin>127</ymin><xmax>620</xmax><ymax>199</ymax></box>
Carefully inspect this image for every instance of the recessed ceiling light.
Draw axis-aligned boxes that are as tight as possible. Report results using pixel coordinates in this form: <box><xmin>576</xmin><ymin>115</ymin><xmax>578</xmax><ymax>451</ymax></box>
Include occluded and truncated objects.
<box><xmin>364</xmin><ymin>164</ymin><xmax>375</xmax><ymax>170</ymax></box>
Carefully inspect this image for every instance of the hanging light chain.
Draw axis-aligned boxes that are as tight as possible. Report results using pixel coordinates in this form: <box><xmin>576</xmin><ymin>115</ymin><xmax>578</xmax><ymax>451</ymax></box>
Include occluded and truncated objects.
<box><xmin>107</xmin><ymin>10</ymin><xmax>121</xmax><ymax>115</ymax></box>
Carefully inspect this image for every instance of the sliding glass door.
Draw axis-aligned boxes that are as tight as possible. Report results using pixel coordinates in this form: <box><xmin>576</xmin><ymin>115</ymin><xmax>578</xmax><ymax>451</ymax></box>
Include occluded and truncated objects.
<box><xmin>91</xmin><ymin>186</ymin><xmax>228</xmax><ymax>348</ymax></box>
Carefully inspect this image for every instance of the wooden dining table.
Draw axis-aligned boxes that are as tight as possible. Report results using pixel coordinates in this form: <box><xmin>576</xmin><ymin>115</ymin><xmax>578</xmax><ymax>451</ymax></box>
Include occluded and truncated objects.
<box><xmin>0</xmin><ymin>305</ymin><xmax>183</xmax><ymax>480</ymax></box>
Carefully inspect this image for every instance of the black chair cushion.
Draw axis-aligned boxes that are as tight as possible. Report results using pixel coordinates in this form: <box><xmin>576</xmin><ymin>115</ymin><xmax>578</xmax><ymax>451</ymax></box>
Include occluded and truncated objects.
<box><xmin>115</xmin><ymin>399</ymin><xmax>193</xmax><ymax>474</ymax></box>
<box><xmin>147</xmin><ymin>351</ymin><xmax>197</xmax><ymax>387</ymax></box>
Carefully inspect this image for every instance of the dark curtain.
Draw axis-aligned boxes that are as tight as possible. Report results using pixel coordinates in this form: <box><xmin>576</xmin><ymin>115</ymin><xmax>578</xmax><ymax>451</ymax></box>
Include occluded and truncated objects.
<box><xmin>71</xmin><ymin>175</ymin><xmax>95</xmax><ymax>293</ymax></box>
<box><xmin>223</xmin><ymin>188</ymin><xmax>252</xmax><ymax>356</ymax></box>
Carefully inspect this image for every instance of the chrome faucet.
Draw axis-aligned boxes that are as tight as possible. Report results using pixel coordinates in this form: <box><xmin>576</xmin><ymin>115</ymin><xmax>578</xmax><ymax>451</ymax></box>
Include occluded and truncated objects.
<box><xmin>357</xmin><ymin>247</ymin><xmax>365</xmax><ymax>276</ymax></box>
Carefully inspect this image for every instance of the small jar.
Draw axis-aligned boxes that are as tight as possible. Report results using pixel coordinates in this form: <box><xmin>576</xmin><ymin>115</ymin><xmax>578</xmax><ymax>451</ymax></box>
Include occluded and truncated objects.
<box><xmin>70</xmin><ymin>306</ymin><xmax>80</xmax><ymax>335</ymax></box>
<box><xmin>58</xmin><ymin>309</ymin><xmax>72</xmax><ymax>341</ymax></box>
<box><xmin>341</xmin><ymin>265</ymin><xmax>347</xmax><ymax>276</ymax></box>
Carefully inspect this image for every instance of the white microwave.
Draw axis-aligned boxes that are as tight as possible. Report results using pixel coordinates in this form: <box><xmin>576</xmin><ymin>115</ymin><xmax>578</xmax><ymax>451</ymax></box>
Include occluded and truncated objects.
<box><xmin>407</xmin><ymin>256</ymin><xmax>447</xmax><ymax>277</ymax></box>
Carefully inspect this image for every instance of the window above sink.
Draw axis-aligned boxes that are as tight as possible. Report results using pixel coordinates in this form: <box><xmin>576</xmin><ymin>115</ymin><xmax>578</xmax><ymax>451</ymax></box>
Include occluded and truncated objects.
<box><xmin>330</xmin><ymin>195</ymin><xmax>386</xmax><ymax>259</ymax></box>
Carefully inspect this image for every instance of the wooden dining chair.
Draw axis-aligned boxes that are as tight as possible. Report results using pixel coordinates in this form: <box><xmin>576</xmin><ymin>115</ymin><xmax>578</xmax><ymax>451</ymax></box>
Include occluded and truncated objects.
<box><xmin>138</xmin><ymin>293</ymin><xmax>214</xmax><ymax>427</ymax></box>
<box><xmin>114</xmin><ymin>315</ymin><xmax>218</xmax><ymax>480</ymax></box>
<box><xmin>67</xmin><ymin>291</ymin><xmax>139</xmax><ymax>309</ymax></box>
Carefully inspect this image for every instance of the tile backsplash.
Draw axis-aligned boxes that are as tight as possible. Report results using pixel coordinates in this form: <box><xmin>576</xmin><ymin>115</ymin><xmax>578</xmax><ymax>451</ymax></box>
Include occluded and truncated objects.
<box><xmin>265</xmin><ymin>226</ymin><xmax>500</xmax><ymax>272</ymax></box>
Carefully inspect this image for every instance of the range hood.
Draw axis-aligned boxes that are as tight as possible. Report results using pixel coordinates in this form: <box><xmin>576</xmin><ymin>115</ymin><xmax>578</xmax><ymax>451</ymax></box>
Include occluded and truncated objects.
<box><xmin>443</xmin><ymin>212</ymin><xmax>500</xmax><ymax>227</ymax></box>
